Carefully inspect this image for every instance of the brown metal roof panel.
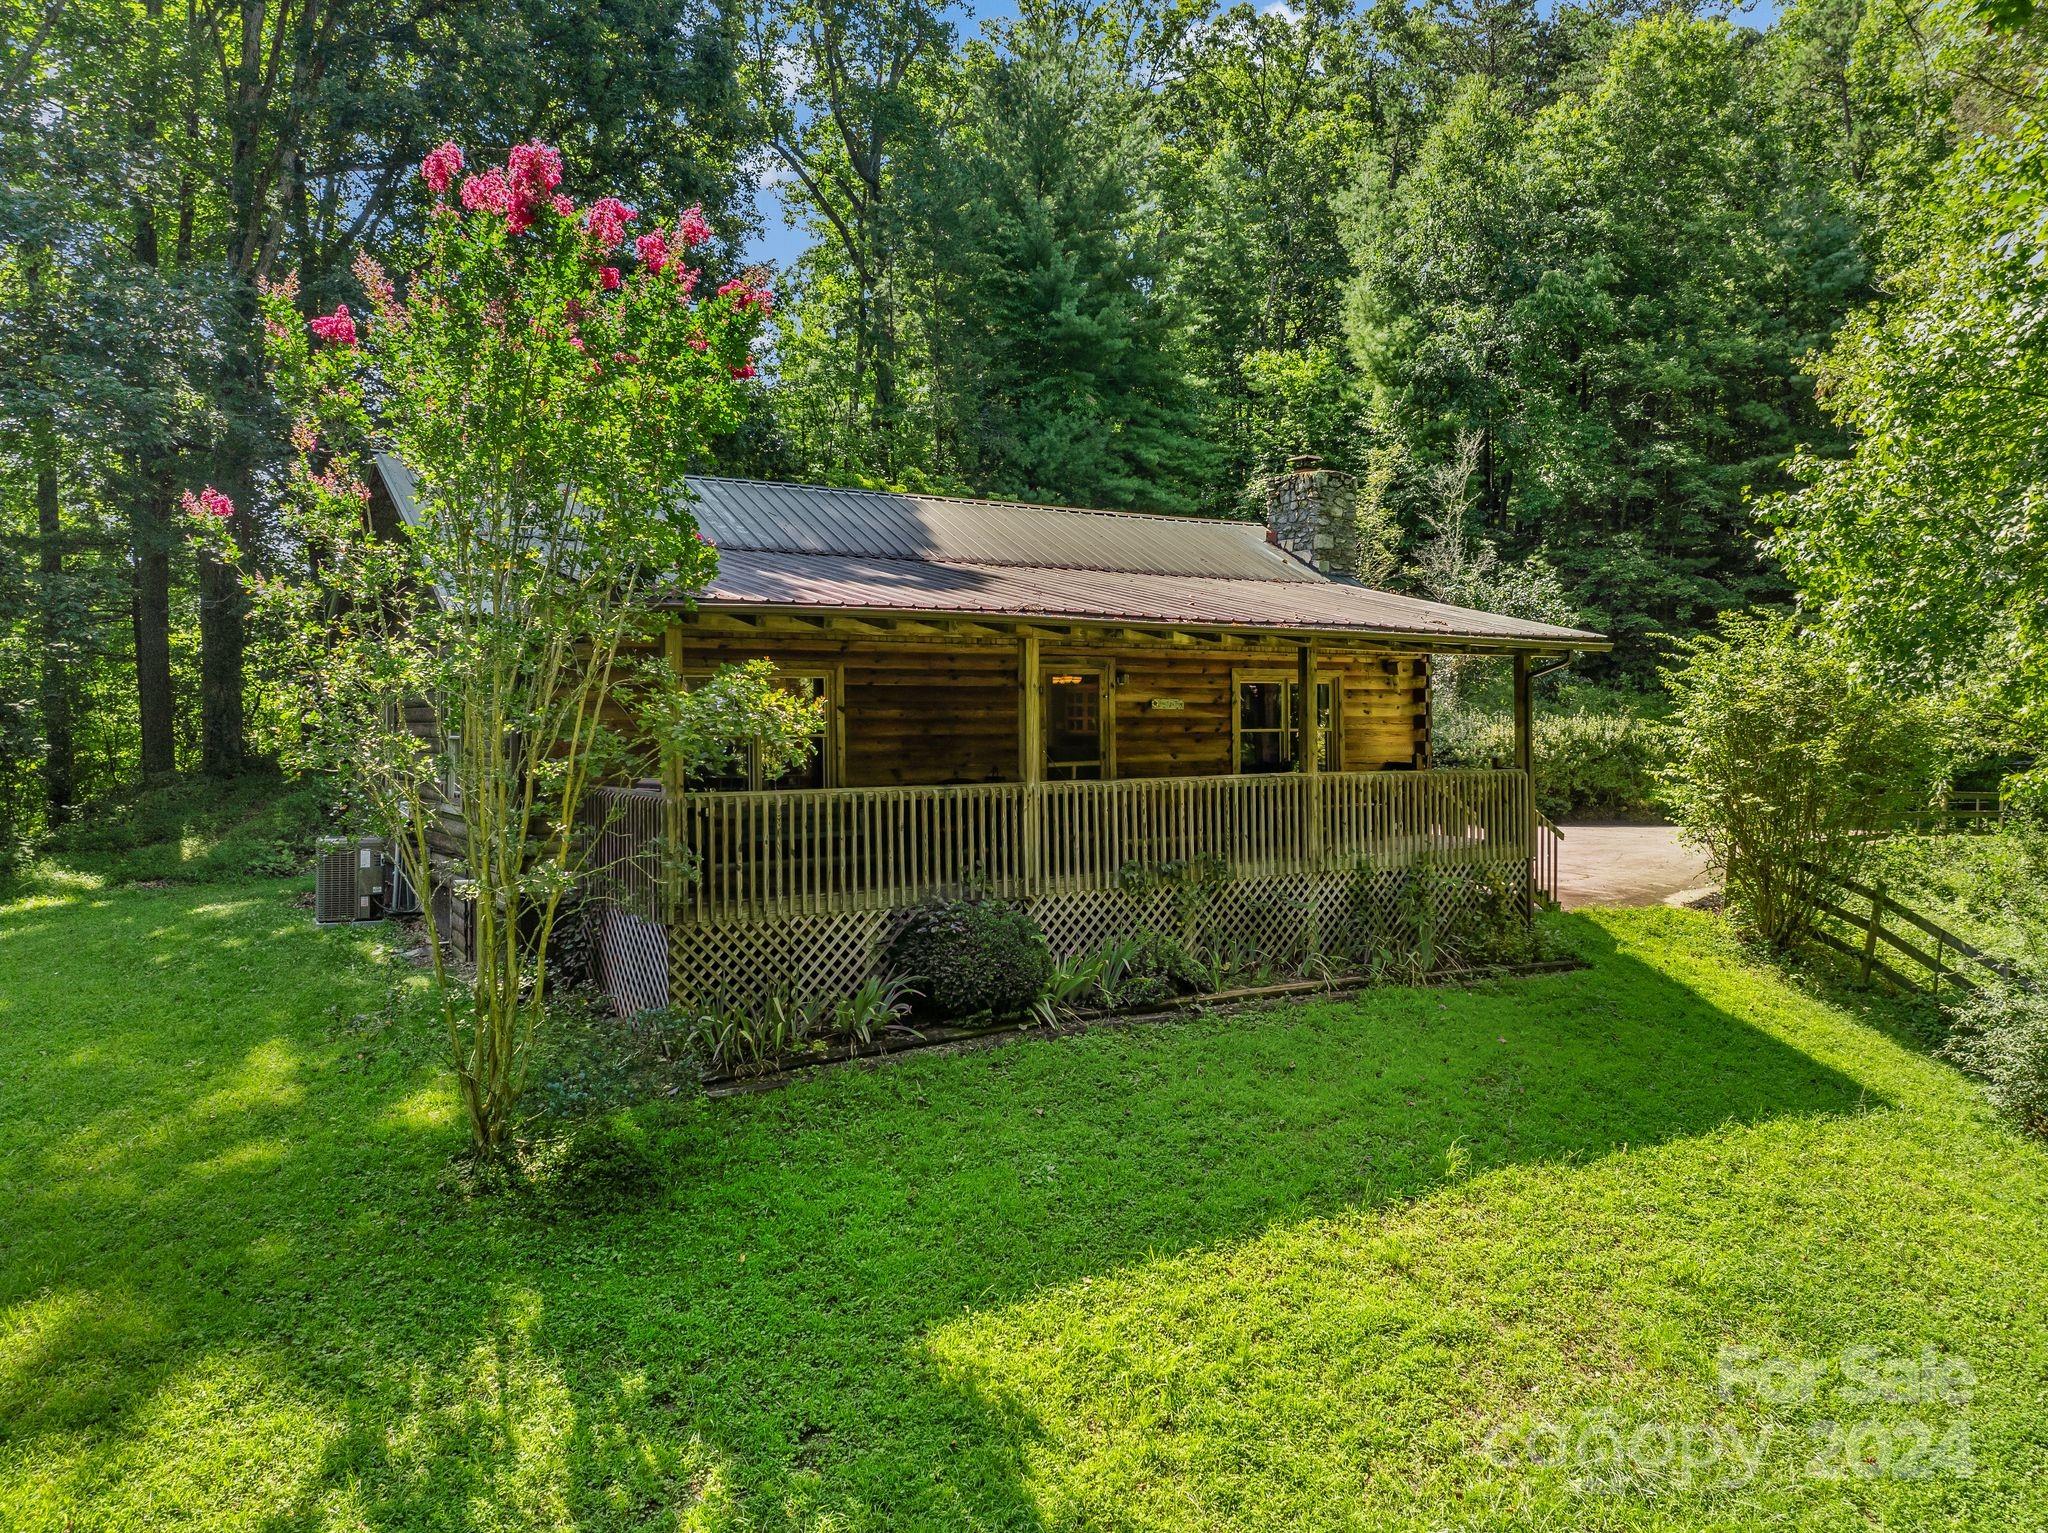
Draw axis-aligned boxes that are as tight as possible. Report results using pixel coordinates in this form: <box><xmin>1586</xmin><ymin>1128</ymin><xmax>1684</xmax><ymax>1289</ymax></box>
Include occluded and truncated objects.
<box><xmin>687</xmin><ymin>548</ymin><xmax>1606</xmax><ymax>647</ymax></box>
<box><xmin>683</xmin><ymin>475</ymin><xmax>1318</xmax><ymax>582</ymax></box>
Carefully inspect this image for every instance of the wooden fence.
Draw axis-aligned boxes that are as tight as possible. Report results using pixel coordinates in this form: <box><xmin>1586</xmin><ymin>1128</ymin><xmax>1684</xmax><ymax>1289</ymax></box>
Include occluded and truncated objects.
<box><xmin>589</xmin><ymin>768</ymin><xmax>1532</xmax><ymax>928</ymax></box>
<box><xmin>1902</xmin><ymin>791</ymin><xmax>2006</xmax><ymax>834</ymax></box>
<box><xmin>1800</xmin><ymin>860</ymin><xmax>2034</xmax><ymax>997</ymax></box>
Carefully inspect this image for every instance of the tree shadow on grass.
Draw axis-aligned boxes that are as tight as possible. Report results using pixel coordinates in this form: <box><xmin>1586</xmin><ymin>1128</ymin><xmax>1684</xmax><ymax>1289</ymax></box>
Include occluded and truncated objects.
<box><xmin>1</xmin><ymin>897</ymin><xmax>1891</xmax><ymax>1529</ymax></box>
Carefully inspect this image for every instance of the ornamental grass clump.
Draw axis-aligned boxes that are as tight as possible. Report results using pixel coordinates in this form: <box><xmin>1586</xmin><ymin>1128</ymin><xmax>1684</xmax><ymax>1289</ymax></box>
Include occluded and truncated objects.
<box><xmin>194</xmin><ymin>139</ymin><xmax>818</xmax><ymax>1158</ymax></box>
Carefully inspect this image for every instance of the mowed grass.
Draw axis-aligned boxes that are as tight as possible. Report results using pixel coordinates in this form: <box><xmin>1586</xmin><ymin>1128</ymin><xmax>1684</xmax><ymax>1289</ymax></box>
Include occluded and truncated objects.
<box><xmin>2</xmin><ymin>874</ymin><xmax>2047</xmax><ymax>1530</ymax></box>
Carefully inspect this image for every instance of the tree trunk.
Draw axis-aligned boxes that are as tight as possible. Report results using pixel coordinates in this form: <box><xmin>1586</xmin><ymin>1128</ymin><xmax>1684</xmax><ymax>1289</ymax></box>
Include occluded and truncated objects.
<box><xmin>23</xmin><ymin>249</ymin><xmax>77</xmax><ymax>815</ymax></box>
<box><xmin>200</xmin><ymin>0</ymin><xmax>301</xmax><ymax>778</ymax></box>
<box><xmin>36</xmin><ymin>447</ymin><xmax>75</xmax><ymax>818</ymax></box>
<box><xmin>198</xmin><ymin>545</ymin><xmax>247</xmax><ymax>777</ymax></box>
<box><xmin>132</xmin><ymin>460</ymin><xmax>177</xmax><ymax>777</ymax></box>
<box><xmin>128</xmin><ymin>109</ymin><xmax>178</xmax><ymax>779</ymax></box>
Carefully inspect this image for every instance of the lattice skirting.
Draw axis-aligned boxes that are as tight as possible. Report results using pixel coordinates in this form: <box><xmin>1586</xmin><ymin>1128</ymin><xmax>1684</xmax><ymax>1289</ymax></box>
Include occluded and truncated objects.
<box><xmin>593</xmin><ymin>861</ymin><xmax>1529</xmax><ymax>1017</ymax></box>
<box><xmin>596</xmin><ymin>904</ymin><xmax>673</xmax><ymax>1017</ymax></box>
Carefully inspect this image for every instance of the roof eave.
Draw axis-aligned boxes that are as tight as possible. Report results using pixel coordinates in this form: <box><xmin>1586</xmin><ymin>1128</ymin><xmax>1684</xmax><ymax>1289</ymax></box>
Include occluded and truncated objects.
<box><xmin>666</xmin><ymin>596</ymin><xmax>1612</xmax><ymax>655</ymax></box>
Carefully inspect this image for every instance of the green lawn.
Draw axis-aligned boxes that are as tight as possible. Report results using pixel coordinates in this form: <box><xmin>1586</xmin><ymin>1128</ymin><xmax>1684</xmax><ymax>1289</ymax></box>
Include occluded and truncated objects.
<box><xmin>3</xmin><ymin>873</ymin><xmax>2046</xmax><ymax>1530</ymax></box>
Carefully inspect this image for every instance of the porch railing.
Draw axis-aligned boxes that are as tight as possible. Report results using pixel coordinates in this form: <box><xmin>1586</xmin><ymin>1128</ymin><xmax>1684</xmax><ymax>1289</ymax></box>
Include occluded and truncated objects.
<box><xmin>589</xmin><ymin>768</ymin><xmax>1531</xmax><ymax>927</ymax></box>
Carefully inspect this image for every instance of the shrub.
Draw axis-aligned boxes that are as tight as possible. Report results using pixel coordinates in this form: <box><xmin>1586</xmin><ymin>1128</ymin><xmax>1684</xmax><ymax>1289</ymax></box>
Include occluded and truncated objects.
<box><xmin>43</xmin><ymin>772</ymin><xmax>332</xmax><ymax>884</ymax></box>
<box><xmin>1433</xmin><ymin>681</ymin><xmax>1669</xmax><ymax>821</ymax></box>
<box><xmin>536</xmin><ymin>896</ymin><xmax>598</xmax><ymax>995</ymax></box>
<box><xmin>1660</xmin><ymin>614</ymin><xmax>1944</xmax><ymax>949</ymax></box>
<box><xmin>1941</xmin><ymin>981</ymin><xmax>2048</xmax><ymax>1139</ymax></box>
<box><xmin>883</xmin><ymin>897</ymin><xmax>1052</xmax><ymax>1020</ymax></box>
<box><xmin>1121</xmin><ymin>930</ymin><xmax>1211</xmax><ymax>1002</ymax></box>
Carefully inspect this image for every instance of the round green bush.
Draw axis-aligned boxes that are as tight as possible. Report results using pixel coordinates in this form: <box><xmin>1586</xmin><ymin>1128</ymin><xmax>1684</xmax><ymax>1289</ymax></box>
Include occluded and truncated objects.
<box><xmin>883</xmin><ymin>898</ymin><xmax>1053</xmax><ymax>1020</ymax></box>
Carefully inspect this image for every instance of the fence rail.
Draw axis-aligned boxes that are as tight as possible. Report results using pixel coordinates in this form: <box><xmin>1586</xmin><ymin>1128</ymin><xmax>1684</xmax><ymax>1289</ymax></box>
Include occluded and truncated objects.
<box><xmin>589</xmin><ymin>769</ymin><xmax>1532</xmax><ymax>927</ymax></box>
<box><xmin>1902</xmin><ymin>791</ymin><xmax>2005</xmax><ymax>834</ymax></box>
<box><xmin>1798</xmin><ymin>859</ymin><xmax>2034</xmax><ymax>997</ymax></box>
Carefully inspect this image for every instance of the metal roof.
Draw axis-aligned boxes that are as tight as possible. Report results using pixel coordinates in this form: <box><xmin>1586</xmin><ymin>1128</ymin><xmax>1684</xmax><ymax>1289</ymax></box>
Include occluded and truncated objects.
<box><xmin>696</xmin><ymin>547</ymin><xmax>1602</xmax><ymax>647</ymax></box>
<box><xmin>682</xmin><ymin>475</ymin><xmax>1319</xmax><ymax>582</ymax></box>
<box><xmin>371</xmin><ymin>458</ymin><xmax>1606</xmax><ymax>650</ymax></box>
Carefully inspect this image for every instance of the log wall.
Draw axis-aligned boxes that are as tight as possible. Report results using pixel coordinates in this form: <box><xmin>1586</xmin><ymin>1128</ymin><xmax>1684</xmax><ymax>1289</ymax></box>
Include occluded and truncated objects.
<box><xmin>666</xmin><ymin>628</ymin><xmax>1429</xmax><ymax>786</ymax></box>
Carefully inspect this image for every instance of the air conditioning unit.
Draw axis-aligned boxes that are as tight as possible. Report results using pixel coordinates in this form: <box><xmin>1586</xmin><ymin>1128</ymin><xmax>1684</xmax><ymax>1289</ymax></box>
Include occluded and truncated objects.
<box><xmin>314</xmin><ymin>836</ymin><xmax>369</xmax><ymax>924</ymax></box>
<box><xmin>381</xmin><ymin>843</ymin><xmax>423</xmax><ymax>918</ymax></box>
<box><xmin>352</xmin><ymin>834</ymin><xmax>386</xmax><ymax>920</ymax></box>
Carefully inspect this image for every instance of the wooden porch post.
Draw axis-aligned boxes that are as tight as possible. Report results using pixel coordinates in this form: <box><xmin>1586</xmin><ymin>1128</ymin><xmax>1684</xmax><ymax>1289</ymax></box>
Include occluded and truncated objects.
<box><xmin>1298</xmin><ymin>640</ymin><xmax>1322</xmax><ymax>869</ymax></box>
<box><xmin>1020</xmin><ymin>634</ymin><xmax>1043</xmax><ymax>896</ymax></box>
<box><xmin>1512</xmin><ymin>652</ymin><xmax>1533</xmax><ymax>778</ymax></box>
<box><xmin>1513</xmin><ymin>651</ymin><xmax>1535</xmax><ymax>916</ymax></box>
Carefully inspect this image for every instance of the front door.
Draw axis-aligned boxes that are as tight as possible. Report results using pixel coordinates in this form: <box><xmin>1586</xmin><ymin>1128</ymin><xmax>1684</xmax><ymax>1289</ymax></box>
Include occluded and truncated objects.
<box><xmin>1044</xmin><ymin>665</ymin><xmax>1109</xmax><ymax>780</ymax></box>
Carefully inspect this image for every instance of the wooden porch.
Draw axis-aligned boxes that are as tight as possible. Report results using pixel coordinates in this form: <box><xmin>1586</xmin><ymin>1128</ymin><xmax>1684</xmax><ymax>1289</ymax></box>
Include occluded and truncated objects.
<box><xmin>579</xmin><ymin>609</ymin><xmax>1571</xmax><ymax>1013</ymax></box>
<box><xmin>593</xmin><ymin>768</ymin><xmax>1533</xmax><ymax>927</ymax></box>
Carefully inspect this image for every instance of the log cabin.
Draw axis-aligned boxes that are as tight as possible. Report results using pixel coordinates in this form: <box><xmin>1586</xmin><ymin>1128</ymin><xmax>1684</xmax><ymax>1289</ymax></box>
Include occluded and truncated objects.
<box><xmin>373</xmin><ymin>456</ymin><xmax>1608</xmax><ymax>1014</ymax></box>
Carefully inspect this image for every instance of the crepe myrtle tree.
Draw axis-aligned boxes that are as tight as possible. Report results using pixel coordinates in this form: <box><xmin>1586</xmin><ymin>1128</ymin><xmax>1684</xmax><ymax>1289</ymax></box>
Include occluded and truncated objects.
<box><xmin>191</xmin><ymin>139</ymin><xmax>820</xmax><ymax>1157</ymax></box>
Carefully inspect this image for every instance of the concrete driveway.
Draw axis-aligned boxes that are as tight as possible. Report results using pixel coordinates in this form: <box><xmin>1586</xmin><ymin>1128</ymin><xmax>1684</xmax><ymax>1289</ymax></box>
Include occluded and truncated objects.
<box><xmin>1554</xmin><ymin>823</ymin><xmax>1717</xmax><ymax>909</ymax></box>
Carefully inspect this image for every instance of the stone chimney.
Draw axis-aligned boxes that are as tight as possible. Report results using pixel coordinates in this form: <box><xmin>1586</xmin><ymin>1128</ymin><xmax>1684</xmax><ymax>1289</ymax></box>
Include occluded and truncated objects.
<box><xmin>1264</xmin><ymin>454</ymin><xmax>1358</xmax><ymax>575</ymax></box>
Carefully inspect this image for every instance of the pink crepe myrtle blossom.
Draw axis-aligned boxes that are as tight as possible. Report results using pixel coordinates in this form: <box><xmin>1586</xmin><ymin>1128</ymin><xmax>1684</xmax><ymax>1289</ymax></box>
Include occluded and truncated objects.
<box><xmin>309</xmin><ymin>304</ymin><xmax>357</xmax><ymax>346</ymax></box>
<box><xmin>181</xmin><ymin>486</ymin><xmax>234</xmax><ymax>519</ymax></box>
<box><xmin>676</xmin><ymin>204</ymin><xmax>713</xmax><ymax>248</ymax></box>
<box><xmin>584</xmin><ymin>196</ymin><xmax>636</xmax><ymax>250</ymax></box>
<box><xmin>716</xmin><ymin>278</ymin><xmax>773</xmax><ymax>315</ymax></box>
<box><xmin>506</xmin><ymin>141</ymin><xmax>563</xmax><ymax>198</ymax></box>
<box><xmin>730</xmin><ymin>361</ymin><xmax>757</xmax><ymax>380</ymax></box>
<box><xmin>599</xmin><ymin>265</ymin><xmax>621</xmax><ymax>292</ymax></box>
<box><xmin>459</xmin><ymin>169</ymin><xmax>512</xmax><ymax>214</ymax></box>
<box><xmin>420</xmin><ymin>140</ymin><xmax>464</xmax><ymax>195</ymax></box>
<box><xmin>290</xmin><ymin>420</ymin><xmax>320</xmax><ymax>454</ymax></box>
<box><xmin>313</xmin><ymin>466</ymin><xmax>371</xmax><ymax>505</ymax></box>
<box><xmin>505</xmin><ymin>199</ymin><xmax>535</xmax><ymax>235</ymax></box>
<box><xmin>351</xmin><ymin>251</ymin><xmax>396</xmax><ymax>314</ymax></box>
<box><xmin>674</xmin><ymin>265</ymin><xmax>700</xmax><ymax>296</ymax></box>
<box><xmin>634</xmin><ymin>231</ymin><xmax>669</xmax><ymax>274</ymax></box>
<box><xmin>550</xmin><ymin>193</ymin><xmax>575</xmax><ymax>217</ymax></box>
<box><xmin>686</xmin><ymin>335</ymin><xmax>708</xmax><ymax>352</ymax></box>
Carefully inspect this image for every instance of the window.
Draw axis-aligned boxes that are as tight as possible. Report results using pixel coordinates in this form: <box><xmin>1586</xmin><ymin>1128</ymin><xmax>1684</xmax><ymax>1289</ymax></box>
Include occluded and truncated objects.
<box><xmin>1235</xmin><ymin>676</ymin><xmax>1338</xmax><ymax>774</ymax></box>
<box><xmin>683</xmin><ymin>670</ymin><xmax>835</xmax><ymax>790</ymax></box>
<box><xmin>1045</xmin><ymin>668</ymin><xmax>1107</xmax><ymax>780</ymax></box>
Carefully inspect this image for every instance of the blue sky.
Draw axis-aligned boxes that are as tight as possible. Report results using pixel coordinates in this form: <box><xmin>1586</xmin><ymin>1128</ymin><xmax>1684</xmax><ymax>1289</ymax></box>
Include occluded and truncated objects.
<box><xmin>742</xmin><ymin>0</ymin><xmax>1781</xmax><ymax>271</ymax></box>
